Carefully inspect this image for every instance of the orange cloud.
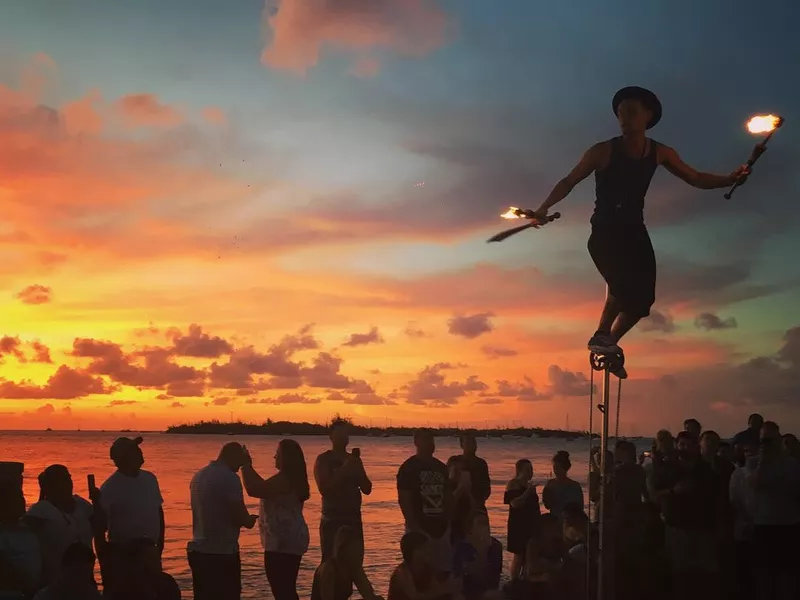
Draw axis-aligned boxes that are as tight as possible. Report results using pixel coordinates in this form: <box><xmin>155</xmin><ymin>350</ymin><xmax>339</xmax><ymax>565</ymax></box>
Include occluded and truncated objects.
<box><xmin>0</xmin><ymin>365</ymin><xmax>116</xmax><ymax>400</ymax></box>
<box><xmin>447</xmin><ymin>313</ymin><xmax>494</xmax><ymax>339</ymax></box>
<box><xmin>0</xmin><ymin>337</ymin><xmax>52</xmax><ymax>365</ymax></box>
<box><xmin>262</xmin><ymin>0</ymin><xmax>451</xmax><ymax>74</ymax></box>
<box><xmin>0</xmin><ymin>319</ymin><xmax>798</xmax><ymax>434</ymax></box>
<box><xmin>115</xmin><ymin>93</ymin><xmax>183</xmax><ymax>128</ymax></box>
<box><xmin>342</xmin><ymin>327</ymin><xmax>384</xmax><ymax>347</ymax></box>
<box><xmin>14</xmin><ymin>284</ymin><xmax>51</xmax><ymax>305</ymax></box>
<box><xmin>402</xmin><ymin>362</ymin><xmax>488</xmax><ymax>407</ymax></box>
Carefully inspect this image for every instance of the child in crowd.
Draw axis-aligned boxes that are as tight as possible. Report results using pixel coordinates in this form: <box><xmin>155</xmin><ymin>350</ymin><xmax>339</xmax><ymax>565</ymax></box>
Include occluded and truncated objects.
<box><xmin>388</xmin><ymin>532</ymin><xmax>463</xmax><ymax>600</ymax></box>
<box><xmin>561</xmin><ymin>505</ymin><xmax>596</xmax><ymax>600</ymax></box>
<box><xmin>32</xmin><ymin>543</ymin><xmax>101</xmax><ymax>600</ymax></box>
<box><xmin>311</xmin><ymin>526</ymin><xmax>383</xmax><ymax>600</ymax></box>
<box><xmin>506</xmin><ymin>513</ymin><xmax>565</xmax><ymax>600</ymax></box>
<box><xmin>451</xmin><ymin>512</ymin><xmax>502</xmax><ymax>600</ymax></box>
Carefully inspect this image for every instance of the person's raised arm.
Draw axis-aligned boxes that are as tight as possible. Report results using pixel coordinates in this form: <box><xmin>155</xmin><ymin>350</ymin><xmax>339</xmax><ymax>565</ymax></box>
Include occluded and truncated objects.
<box><xmin>535</xmin><ymin>143</ymin><xmax>606</xmax><ymax>215</ymax></box>
<box><xmin>660</xmin><ymin>145</ymin><xmax>748</xmax><ymax>190</ymax></box>
<box><xmin>506</xmin><ymin>480</ymin><xmax>536</xmax><ymax>509</ymax></box>
<box><xmin>241</xmin><ymin>466</ymin><xmax>285</xmax><ymax>500</ymax></box>
<box><xmin>241</xmin><ymin>448</ymin><xmax>286</xmax><ymax>500</ymax></box>
<box><xmin>315</xmin><ymin>454</ymin><xmax>364</xmax><ymax>496</ymax></box>
<box><xmin>541</xmin><ymin>481</ymin><xmax>554</xmax><ymax>511</ymax></box>
<box><xmin>356</xmin><ymin>456</ymin><xmax>373</xmax><ymax>496</ymax></box>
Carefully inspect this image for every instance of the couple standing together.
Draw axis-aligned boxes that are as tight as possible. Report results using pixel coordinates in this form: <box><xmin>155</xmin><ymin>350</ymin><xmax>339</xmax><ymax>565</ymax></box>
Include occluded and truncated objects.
<box><xmin>188</xmin><ymin>422</ymin><xmax>373</xmax><ymax>600</ymax></box>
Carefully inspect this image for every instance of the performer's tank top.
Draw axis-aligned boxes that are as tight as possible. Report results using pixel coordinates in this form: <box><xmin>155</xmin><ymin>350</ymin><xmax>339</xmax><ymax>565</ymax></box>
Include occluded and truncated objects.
<box><xmin>592</xmin><ymin>136</ymin><xmax>658</xmax><ymax>226</ymax></box>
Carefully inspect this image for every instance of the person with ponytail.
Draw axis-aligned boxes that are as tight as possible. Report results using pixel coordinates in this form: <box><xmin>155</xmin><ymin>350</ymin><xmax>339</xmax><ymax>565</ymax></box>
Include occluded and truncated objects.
<box><xmin>542</xmin><ymin>452</ymin><xmax>583</xmax><ymax>522</ymax></box>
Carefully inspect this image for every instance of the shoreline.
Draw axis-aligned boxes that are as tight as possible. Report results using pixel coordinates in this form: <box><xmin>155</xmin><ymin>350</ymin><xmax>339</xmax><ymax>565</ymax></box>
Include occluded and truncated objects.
<box><xmin>164</xmin><ymin>419</ymin><xmax>611</xmax><ymax>440</ymax></box>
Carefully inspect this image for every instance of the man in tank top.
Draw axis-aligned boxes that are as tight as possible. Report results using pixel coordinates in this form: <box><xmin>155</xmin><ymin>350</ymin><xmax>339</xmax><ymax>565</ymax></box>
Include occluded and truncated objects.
<box><xmin>530</xmin><ymin>86</ymin><xmax>751</xmax><ymax>377</ymax></box>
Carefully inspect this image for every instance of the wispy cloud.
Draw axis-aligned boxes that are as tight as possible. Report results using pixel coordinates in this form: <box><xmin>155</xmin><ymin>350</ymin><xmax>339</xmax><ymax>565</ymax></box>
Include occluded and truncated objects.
<box><xmin>261</xmin><ymin>0</ymin><xmax>451</xmax><ymax>75</ymax></box>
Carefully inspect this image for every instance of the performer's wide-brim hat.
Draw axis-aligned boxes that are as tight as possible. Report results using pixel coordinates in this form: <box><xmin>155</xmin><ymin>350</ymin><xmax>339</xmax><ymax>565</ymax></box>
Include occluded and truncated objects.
<box><xmin>612</xmin><ymin>86</ymin><xmax>662</xmax><ymax>129</ymax></box>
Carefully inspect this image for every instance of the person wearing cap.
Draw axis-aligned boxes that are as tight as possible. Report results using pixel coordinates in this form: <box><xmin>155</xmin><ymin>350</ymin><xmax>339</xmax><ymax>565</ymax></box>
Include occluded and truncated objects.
<box><xmin>96</xmin><ymin>436</ymin><xmax>164</xmax><ymax>597</ymax></box>
<box><xmin>530</xmin><ymin>86</ymin><xmax>751</xmax><ymax>377</ymax></box>
<box><xmin>187</xmin><ymin>442</ymin><xmax>257</xmax><ymax>600</ymax></box>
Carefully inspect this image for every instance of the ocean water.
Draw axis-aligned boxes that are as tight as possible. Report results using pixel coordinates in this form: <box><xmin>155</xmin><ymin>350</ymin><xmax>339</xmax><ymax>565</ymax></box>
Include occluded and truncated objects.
<box><xmin>1</xmin><ymin>431</ymin><xmax>647</xmax><ymax>599</ymax></box>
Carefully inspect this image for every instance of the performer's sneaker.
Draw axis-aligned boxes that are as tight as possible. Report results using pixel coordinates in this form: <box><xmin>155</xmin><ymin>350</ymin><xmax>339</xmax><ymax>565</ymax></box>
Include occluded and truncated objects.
<box><xmin>587</xmin><ymin>331</ymin><xmax>621</xmax><ymax>355</ymax></box>
<box><xmin>610</xmin><ymin>363</ymin><xmax>628</xmax><ymax>380</ymax></box>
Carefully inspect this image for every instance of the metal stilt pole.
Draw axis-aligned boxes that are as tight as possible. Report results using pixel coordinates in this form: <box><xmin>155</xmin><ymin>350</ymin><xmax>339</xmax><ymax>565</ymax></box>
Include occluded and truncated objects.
<box><xmin>597</xmin><ymin>365</ymin><xmax>611</xmax><ymax>600</ymax></box>
<box><xmin>590</xmin><ymin>351</ymin><xmax>624</xmax><ymax>600</ymax></box>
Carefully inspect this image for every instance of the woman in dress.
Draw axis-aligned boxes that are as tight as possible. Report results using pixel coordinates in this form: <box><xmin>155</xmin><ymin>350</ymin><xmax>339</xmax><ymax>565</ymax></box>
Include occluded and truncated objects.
<box><xmin>504</xmin><ymin>459</ymin><xmax>541</xmax><ymax>583</ymax></box>
<box><xmin>541</xmin><ymin>452</ymin><xmax>583</xmax><ymax>522</ymax></box>
<box><xmin>241</xmin><ymin>439</ymin><xmax>310</xmax><ymax>600</ymax></box>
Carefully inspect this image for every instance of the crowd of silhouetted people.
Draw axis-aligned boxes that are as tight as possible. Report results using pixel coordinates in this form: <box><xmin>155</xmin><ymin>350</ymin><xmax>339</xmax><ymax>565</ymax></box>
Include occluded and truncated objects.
<box><xmin>1</xmin><ymin>412</ymin><xmax>799</xmax><ymax>600</ymax></box>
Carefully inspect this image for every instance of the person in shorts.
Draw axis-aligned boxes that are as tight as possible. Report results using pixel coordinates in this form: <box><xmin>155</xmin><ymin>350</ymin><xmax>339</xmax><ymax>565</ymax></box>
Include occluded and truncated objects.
<box><xmin>530</xmin><ymin>86</ymin><xmax>750</xmax><ymax>377</ymax></box>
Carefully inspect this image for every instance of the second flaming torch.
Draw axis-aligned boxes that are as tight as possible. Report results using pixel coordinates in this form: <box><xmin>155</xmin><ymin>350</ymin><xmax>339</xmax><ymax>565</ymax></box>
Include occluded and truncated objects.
<box><xmin>725</xmin><ymin>114</ymin><xmax>785</xmax><ymax>199</ymax></box>
<box><xmin>487</xmin><ymin>207</ymin><xmax>561</xmax><ymax>243</ymax></box>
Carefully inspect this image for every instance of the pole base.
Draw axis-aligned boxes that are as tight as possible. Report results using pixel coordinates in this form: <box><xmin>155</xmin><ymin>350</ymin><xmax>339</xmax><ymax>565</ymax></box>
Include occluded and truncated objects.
<box><xmin>590</xmin><ymin>350</ymin><xmax>624</xmax><ymax>373</ymax></box>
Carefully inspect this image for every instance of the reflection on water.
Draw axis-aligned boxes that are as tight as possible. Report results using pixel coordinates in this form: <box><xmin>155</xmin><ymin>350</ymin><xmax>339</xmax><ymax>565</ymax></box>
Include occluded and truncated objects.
<box><xmin>4</xmin><ymin>431</ymin><xmax>628</xmax><ymax>599</ymax></box>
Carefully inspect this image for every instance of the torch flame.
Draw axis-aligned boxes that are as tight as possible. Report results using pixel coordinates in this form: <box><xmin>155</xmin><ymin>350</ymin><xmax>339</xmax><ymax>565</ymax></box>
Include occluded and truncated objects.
<box><xmin>501</xmin><ymin>207</ymin><xmax>521</xmax><ymax>219</ymax></box>
<box><xmin>747</xmin><ymin>114</ymin><xmax>781</xmax><ymax>134</ymax></box>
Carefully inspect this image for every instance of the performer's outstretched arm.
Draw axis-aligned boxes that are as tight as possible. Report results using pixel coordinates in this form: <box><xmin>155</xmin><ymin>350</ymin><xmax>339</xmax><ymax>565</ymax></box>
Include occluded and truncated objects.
<box><xmin>660</xmin><ymin>145</ymin><xmax>749</xmax><ymax>190</ymax></box>
<box><xmin>535</xmin><ymin>143</ymin><xmax>606</xmax><ymax>215</ymax></box>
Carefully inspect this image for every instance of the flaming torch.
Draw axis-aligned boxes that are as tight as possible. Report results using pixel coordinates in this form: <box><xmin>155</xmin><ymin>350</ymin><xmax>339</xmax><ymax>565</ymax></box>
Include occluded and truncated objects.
<box><xmin>724</xmin><ymin>114</ymin><xmax>785</xmax><ymax>199</ymax></box>
<box><xmin>487</xmin><ymin>207</ymin><xmax>561</xmax><ymax>243</ymax></box>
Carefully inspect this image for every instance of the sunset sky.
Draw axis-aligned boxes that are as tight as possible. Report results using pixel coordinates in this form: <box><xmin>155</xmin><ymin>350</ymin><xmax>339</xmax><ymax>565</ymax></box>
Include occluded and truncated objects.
<box><xmin>1</xmin><ymin>0</ymin><xmax>799</xmax><ymax>435</ymax></box>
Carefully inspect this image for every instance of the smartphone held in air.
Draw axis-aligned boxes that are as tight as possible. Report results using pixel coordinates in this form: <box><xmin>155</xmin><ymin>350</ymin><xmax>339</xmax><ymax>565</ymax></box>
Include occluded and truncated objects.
<box><xmin>352</xmin><ymin>448</ymin><xmax>361</xmax><ymax>459</ymax></box>
<box><xmin>87</xmin><ymin>474</ymin><xmax>95</xmax><ymax>490</ymax></box>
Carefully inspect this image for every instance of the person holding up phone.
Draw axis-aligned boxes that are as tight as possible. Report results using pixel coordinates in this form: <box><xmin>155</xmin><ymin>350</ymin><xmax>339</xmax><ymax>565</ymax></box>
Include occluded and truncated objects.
<box><xmin>314</xmin><ymin>419</ymin><xmax>373</xmax><ymax>563</ymax></box>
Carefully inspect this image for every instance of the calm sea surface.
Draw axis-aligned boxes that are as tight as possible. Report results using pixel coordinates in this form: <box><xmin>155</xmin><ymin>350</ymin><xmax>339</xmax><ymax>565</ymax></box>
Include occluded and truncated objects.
<box><xmin>1</xmin><ymin>431</ymin><xmax>649</xmax><ymax>599</ymax></box>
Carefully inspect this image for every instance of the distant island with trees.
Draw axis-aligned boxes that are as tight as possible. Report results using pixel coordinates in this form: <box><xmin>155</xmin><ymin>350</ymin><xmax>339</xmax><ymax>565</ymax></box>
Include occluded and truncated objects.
<box><xmin>165</xmin><ymin>415</ymin><xmax>597</xmax><ymax>440</ymax></box>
